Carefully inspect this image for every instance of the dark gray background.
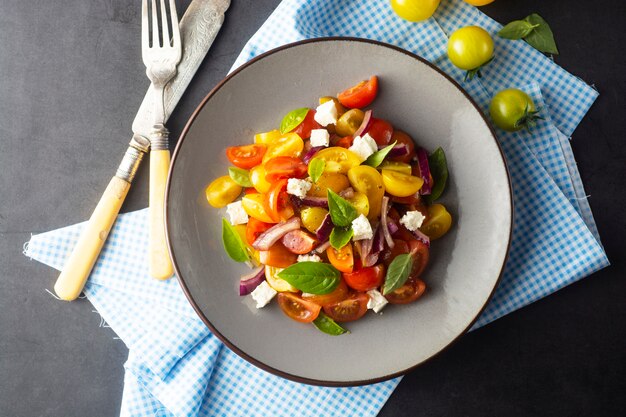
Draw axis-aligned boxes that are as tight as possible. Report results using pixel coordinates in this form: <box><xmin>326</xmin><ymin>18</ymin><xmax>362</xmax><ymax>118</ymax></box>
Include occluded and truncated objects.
<box><xmin>1</xmin><ymin>0</ymin><xmax>624</xmax><ymax>416</ymax></box>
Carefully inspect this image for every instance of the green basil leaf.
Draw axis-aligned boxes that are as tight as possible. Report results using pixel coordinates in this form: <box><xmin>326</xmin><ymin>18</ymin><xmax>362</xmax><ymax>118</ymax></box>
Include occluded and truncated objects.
<box><xmin>308</xmin><ymin>158</ymin><xmax>325</xmax><ymax>183</ymax></box>
<box><xmin>277</xmin><ymin>262</ymin><xmax>341</xmax><ymax>295</ymax></box>
<box><xmin>498</xmin><ymin>20</ymin><xmax>536</xmax><ymax>40</ymax></box>
<box><xmin>327</xmin><ymin>189</ymin><xmax>358</xmax><ymax>227</ymax></box>
<box><xmin>382</xmin><ymin>253</ymin><xmax>413</xmax><ymax>295</ymax></box>
<box><xmin>228</xmin><ymin>167</ymin><xmax>253</xmax><ymax>187</ymax></box>
<box><xmin>329</xmin><ymin>226</ymin><xmax>354</xmax><ymax>250</ymax></box>
<box><xmin>280</xmin><ymin>108</ymin><xmax>309</xmax><ymax>134</ymax></box>
<box><xmin>523</xmin><ymin>14</ymin><xmax>559</xmax><ymax>55</ymax></box>
<box><xmin>313</xmin><ymin>312</ymin><xmax>348</xmax><ymax>336</ymax></box>
<box><xmin>221</xmin><ymin>218</ymin><xmax>250</xmax><ymax>263</ymax></box>
<box><xmin>363</xmin><ymin>141</ymin><xmax>397</xmax><ymax>168</ymax></box>
<box><xmin>425</xmin><ymin>147</ymin><xmax>448</xmax><ymax>204</ymax></box>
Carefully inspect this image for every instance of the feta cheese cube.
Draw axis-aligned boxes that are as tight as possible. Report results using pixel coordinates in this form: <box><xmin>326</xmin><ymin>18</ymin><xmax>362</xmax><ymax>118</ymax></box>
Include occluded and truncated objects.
<box><xmin>351</xmin><ymin>214</ymin><xmax>373</xmax><ymax>241</ymax></box>
<box><xmin>226</xmin><ymin>200</ymin><xmax>248</xmax><ymax>225</ymax></box>
<box><xmin>309</xmin><ymin>129</ymin><xmax>330</xmax><ymax>147</ymax></box>
<box><xmin>251</xmin><ymin>281</ymin><xmax>277</xmax><ymax>309</ymax></box>
<box><xmin>314</xmin><ymin>100</ymin><xmax>338</xmax><ymax>127</ymax></box>
<box><xmin>297</xmin><ymin>254</ymin><xmax>322</xmax><ymax>263</ymax></box>
<box><xmin>367</xmin><ymin>289</ymin><xmax>388</xmax><ymax>313</ymax></box>
<box><xmin>400</xmin><ymin>210</ymin><xmax>426</xmax><ymax>231</ymax></box>
<box><xmin>349</xmin><ymin>133</ymin><xmax>378</xmax><ymax>162</ymax></box>
<box><xmin>286</xmin><ymin>178</ymin><xmax>312</xmax><ymax>199</ymax></box>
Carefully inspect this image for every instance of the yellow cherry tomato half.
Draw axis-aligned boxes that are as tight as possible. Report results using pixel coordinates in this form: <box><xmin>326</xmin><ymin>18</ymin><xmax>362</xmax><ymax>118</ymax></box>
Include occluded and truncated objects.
<box><xmin>381</xmin><ymin>169</ymin><xmax>424</xmax><ymax>197</ymax></box>
<box><xmin>300</xmin><ymin>207</ymin><xmax>330</xmax><ymax>234</ymax></box>
<box><xmin>310</xmin><ymin>147</ymin><xmax>362</xmax><ymax>174</ymax></box>
<box><xmin>205</xmin><ymin>175</ymin><xmax>242</xmax><ymax>208</ymax></box>
<box><xmin>262</xmin><ymin>132</ymin><xmax>304</xmax><ymax>163</ymax></box>
<box><xmin>249</xmin><ymin>165</ymin><xmax>273</xmax><ymax>194</ymax></box>
<box><xmin>241</xmin><ymin>193</ymin><xmax>275</xmax><ymax>223</ymax></box>
<box><xmin>347</xmin><ymin>165</ymin><xmax>385</xmax><ymax>220</ymax></box>
<box><xmin>378</xmin><ymin>160</ymin><xmax>412</xmax><ymax>175</ymax></box>
<box><xmin>463</xmin><ymin>0</ymin><xmax>495</xmax><ymax>6</ymax></box>
<box><xmin>265</xmin><ymin>266</ymin><xmax>298</xmax><ymax>292</ymax></box>
<box><xmin>447</xmin><ymin>26</ymin><xmax>494</xmax><ymax>71</ymax></box>
<box><xmin>420</xmin><ymin>203</ymin><xmax>452</xmax><ymax>240</ymax></box>
<box><xmin>390</xmin><ymin>0</ymin><xmax>441</xmax><ymax>22</ymax></box>
<box><xmin>347</xmin><ymin>191</ymin><xmax>370</xmax><ymax>217</ymax></box>
<box><xmin>335</xmin><ymin>109</ymin><xmax>365</xmax><ymax>137</ymax></box>
<box><xmin>254</xmin><ymin>129</ymin><xmax>282</xmax><ymax>144</ymax></box>
<box><xmin>308</xmin><ymin>172</ymin><xmax>351</xmax><ymax>198</ymax></box>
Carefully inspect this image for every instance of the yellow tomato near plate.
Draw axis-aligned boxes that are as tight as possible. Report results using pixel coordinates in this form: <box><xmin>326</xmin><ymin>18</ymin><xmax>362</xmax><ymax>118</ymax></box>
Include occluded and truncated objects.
<box><xmin>254</xmin><ymin>129</ymin><xmax>282</xmax><ymax>144</ymax></box>
<box><xmin>262</xmin><ymin>132</ymin><xmax>304</xmax><ymax>163</ymax></box>
<box><xmin>381</xmin><ymin>169</ymin><xmax>424</xmax><ymax>197</ymax></box>
<box><xmin>310</xmin><ymin>147</ymin><xmax>361</xmax><ymax>174</ymax></box>
<box><xmin>347</xmin><ymin>165</ymin><xmax>385</xmax><ymax>220</ymax></box>
<box><xmin>249</xmin><ymin>165</ymin><xmax>272</xmax><ymax>193</ymax></box>
<box><xmin>463</xmin><ymin>0</ymin><xmax>495</xmax><ymax>6</ymax></box>
<box><xmin>241</xmin><ymin>193</ymin><xmax>275</xmax><ymax>223</ymax></box>
<box><xmin>420</xmin><ymin>203</ymin><xmax>452</xmax><ymax>240</ymax></box>
<box><xmin>390</xmin><ymin>0</ymin><xmax>441</xmax><ymax>22</ymax></box>
<box><xmin>378</xmin><ymin>160</ymin><xmax>412</xmax><ymax>175</ymax></box>
<box><xmin>205</xmin><ymin>175</ymin><xmax>241</xmax><ymax>208</ymax></box>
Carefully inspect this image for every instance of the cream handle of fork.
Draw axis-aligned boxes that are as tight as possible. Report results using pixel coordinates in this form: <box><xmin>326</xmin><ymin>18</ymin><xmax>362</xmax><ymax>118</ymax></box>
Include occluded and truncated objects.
<box><xmin>149</xmin><ymin>126</ymin><xmax>174</xmax><ymax>280</ymax></box>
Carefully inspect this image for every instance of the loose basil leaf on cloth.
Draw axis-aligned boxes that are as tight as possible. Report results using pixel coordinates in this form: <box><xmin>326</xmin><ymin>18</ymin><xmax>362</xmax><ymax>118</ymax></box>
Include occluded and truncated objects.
<box><xmin>498</xmin><ymin>20</ymin><xmax>537</xmax><ymax>40</ymax></box>
<box><xmin>280</xmin><ymin>107</ymin><xmax>309</xmax><ymax>134</ymax></box>
<box><xmin>498</xmin><ymin>13</ymin><xmax>559</xmax><ymax>55</ymax></box>
<box><xmin>228</xmin><ymin>167</ymin><xmax>253</xmax><ymax>187</ymax></box>
<box><xmin>308</xmin><ymin>158</ymin><xmax>325</xmax><ymax>183</ymax></box>
<box><xmin>382</xmin><ymin>253</ymin><xmax>413</xmax><ymax>295</ymax></box>
<box><xmin>277</xmin><ymin>262</ymin><xmax>341</xmax><ymax>295</ymax></box>
<box><xmin>221</xmin><ymin>218</ymin><xmax>250</xmax><ymax>262</ymax></box>
<box><xmin>329</xmin><ymin>226</ymin><xmax>354</xmax><ymax>250</ymax></box>
<box><xmin>327</xmin><ymin>189</ymin><xmax>358</xmax><ymax>227</ymax></box>
<box><xmin>425</xmin><ymin>147</ymin><xmax>448</xmax><ymax>204</ymax></box>
<box><xmin>363</xmin><ymin>141</ymin><xmax>397</xmax><ymax>168</ymax></box>
<box><xmin>312</xmin><ymin>312</ymin><xmax>348</xmax><ymax>336</ymax></box>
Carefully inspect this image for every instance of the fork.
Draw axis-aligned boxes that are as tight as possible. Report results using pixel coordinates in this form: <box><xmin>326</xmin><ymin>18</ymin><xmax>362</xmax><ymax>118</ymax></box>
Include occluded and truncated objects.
<box><xmin>142</xmin><ymin>0</ymin><xmax>182</xmax><ymax>280</ymax></box>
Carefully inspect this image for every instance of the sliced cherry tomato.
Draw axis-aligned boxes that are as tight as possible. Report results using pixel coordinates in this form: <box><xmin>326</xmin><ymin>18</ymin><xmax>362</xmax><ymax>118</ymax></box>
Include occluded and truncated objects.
<box><xmin>265</xmin><ymin>266</ymin><xmax>297</xmax><ymax>292</ymax></box>
<box><xmin>366</xmin><ymin>118</ymin><xmax>393</xmax><ymax>146</ymax></box>
<box><xmin>335</xmin><ymin>109</ymin><xmax>365</xmax><ymax>136</ymax></box>
<box><xmin>254</xmin><ymin>129</ymin><xmax>282</xmax><ymax>144</ymax></box>
<box><xmin>381</xmin><ymin>239</ymin><xmax>409</xmax><ymax>266</ymax></box>
<box><xmin>407</xmin><ymin>240</ymin><xmax>430</xmax><ymax>277</ymax></box>
<box><xmin>258</xmin><ymin>242</ymin><xmax>297</xmax><ymax>268</ymax></box>
<box><xmin>381</xmin><ymin>169</ymin><xmax>424</xmax><ymax>197</ymax></box>
<box><xmin>308</xmin><ymin>172</ymin><xmax>350</xmax><ymax>198</ymax></box>
<box><xmin>343</xmin><ymin>264</ymin><xmax>385</xmax><ymax>291</ymax></box>
<box><xmin>262</xmin><ymin>133</ymin><xmax>304</xmax><ymax>164</ymax></box>
<box><xmin>277</xmin><ymin>293</ymin><xmax>321</xmax><ymax>323</ymax></box>
<box><xmin>241</xmin><ymin>193</ymin><xmax>276</xmax><ymax>223</ymax></box>
<box><xmin>264</xmin><ymin>156</ymin><xmax>308</xmax><ymax>182</ymax></box>
<box><xmin>205</xmin><ymin>176</ymin><xmax>242</xmax><ymax>208</ymax></box>
<box><xmin>326</xmin><ymin>243</ymin><xmax>354</xmax><ymax>273</ymax></box>
<box><xmin>378</xmin><ymin>160</ymin><xmax>412</xmax><ymax>175</ymax></box>
<box><xmin>389</xmin><ymin>131</ymin><xmax>416</xmax><ymax>163</ymax></box>
<box><xmin>347</xmin><ymin>166</ymin><xmax>385</xmax><ymax>220</ymax></box>
<box><xmin>385</xmin><ymin>277</ymin><xmax>426</xmax><ymax>304</ymax></box>
<box><xmin>337</xmin><ymin>76</ymin><xmax>378</xmax><ymax>109</ymax></box>
<box><xmin>302</xmin><ymin>279</ymin><xmax>349</xmax><ymax>307</ymax></box>
<box><xmin>290</xmin><ymin>109</ymin><xmax>322</xmax><ymax>139</ymax></box>
<box><xmin>249</xmin><ymin>164</ymin><xmax>273</xmax><ymax>193</ymax></box>
<box><xmin>323</xmin><ymin>293</ymin><xmax>369</xmax><ymax>322</ymax></box>
<box><xmin>226</xmin><ymin>144</ymin><xmax>266</xmax><ymax>169</ymax></box>
<box><xmin>246</xmin><ymin>217</ymin><xmax>273</xmax><ymax>246</ymax></box>
<box><xmin>300</xmin><ymin>207</ymin><xmax>330</xmax><ymax>234</ymax></box>
<box><xmin>265</xmin><ymin>179</ymin><xmax>295</xmax><ymax>223</ymax></box>
<box><xmin>420</xmin><ymin>203</ymin><xmax>452</xmax><ymax>240</ymax></box>
<box><xmin>336</xmin><ymin>135</ymin><xmax>354</xmax><ymax>148</ymax></box>
<box><xmin>281</xmin><ymin>229</ymin><xmax>318</xmax><ymax>254</ymax></box>
<box><xmin>310</xmin><ymin>147</ymin><xmax>361</xmax><ymax>174</ymax></box>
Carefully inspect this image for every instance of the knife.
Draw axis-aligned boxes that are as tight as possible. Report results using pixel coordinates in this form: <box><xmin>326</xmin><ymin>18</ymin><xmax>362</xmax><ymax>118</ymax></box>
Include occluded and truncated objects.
<box><xmin>54</xmin><ymin>0</ymin><xmax>231</xmax><ymax>300</ymax></box>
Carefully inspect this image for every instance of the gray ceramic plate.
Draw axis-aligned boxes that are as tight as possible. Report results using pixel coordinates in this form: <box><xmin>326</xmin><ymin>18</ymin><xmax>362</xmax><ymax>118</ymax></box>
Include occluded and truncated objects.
<box><xmin>166</xmin><ymin>38</ymin><xmax>512</xmax><ymax>386</ymax></box>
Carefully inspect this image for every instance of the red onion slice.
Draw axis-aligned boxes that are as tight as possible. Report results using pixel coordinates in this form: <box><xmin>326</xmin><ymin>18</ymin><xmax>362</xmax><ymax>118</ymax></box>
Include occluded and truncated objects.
<box><xmin>380</xmin><ymin>196</ymin><xmax>395</xmax><ymax>249</ymax></box>
<box><xmin>416</xmin><ymin>147</ymin><xmax>432</xmax><ymax>195</ymax></box>
<box><xmin>315</xmin><ymin>213</ymin><xmax>333</xmax><ymax>241</ymax></box>
<box><xmin>387</xmin><ymin>217</ymin><xmax>399</xmax><ymax>235</ymax></box>
<box><xmin>239</xmin><ymin>266</ymin><xmax>265</xmax><ymax>296</ymax></box>
<box><xmin>383</xmin><ymin>143</ymin><xmax>410</xmax><ymax>158</ymax></box>
<box><xmin>353</xmin><ymin>109</ymin><xmax>373</xmax><ymax>138</ymax></box>
<box><xmin>252</xmin><ymin>217</ymin><xmax>301</xmax><ymax>250</ymax></box>
<box><xmin>314</xmin><ymin>240</ymin><xmax>331</xmax><ymax>254</ymax></box>
<box><xmin>300</xmin><ymin>196</ymin><xmax>329</xmax><ymax>208</ymax></box>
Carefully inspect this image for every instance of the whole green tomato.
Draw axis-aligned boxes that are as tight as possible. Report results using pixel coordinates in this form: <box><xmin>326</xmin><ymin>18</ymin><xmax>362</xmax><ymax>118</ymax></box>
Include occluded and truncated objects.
<box><xmin>489</xmin><ymin>88</ymin><xmax>541</xmax><ymax>132</ymax></box>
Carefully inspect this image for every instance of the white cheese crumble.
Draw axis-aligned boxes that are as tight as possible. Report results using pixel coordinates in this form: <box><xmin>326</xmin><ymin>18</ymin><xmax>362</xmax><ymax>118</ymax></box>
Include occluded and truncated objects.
<box><xmin>367</xmin><ymin>289</ymin><xmax>388</xmax><ymax>313</ymax></box>
<box><xmin>309</xmin><ymin>129</ymin><xmax>330</xmax><ymax>147</ymax></box>
<box><xmin>351</xmin><ymin>214</ymin><xmax>374</xmax><ymax>241</ymax></box>
<box><xmin>400</xmin><ymin>210</ymin><xmax>426</xmax><ymax>231</ymax></box>
<box><xmin>297</xmin><ymin>254</ymin><xmax>322</xmax><ymax>263</ymax></box>
<box><xmin>286</xmin><ymin>178</ymin><xmax>312</xmax><ymax>199</ymax></box>
<box><xmin>349</xmin><ymin>133</ymin><xmax>378</xmax><ymax>162</ymax></box>
<box><xmin>251</xmin><ymin>281</ymin><xmax>277</xmax><ymax>309</ymax></box>
<box><xmin>226</xmin><ymin>200</ymin><xmax>248</xmax><ymax>225</ymax></box>
<box><xmin>314</xmin><ymin>100</ymin><xmax>338</xmax><ymax>127</ymax></box>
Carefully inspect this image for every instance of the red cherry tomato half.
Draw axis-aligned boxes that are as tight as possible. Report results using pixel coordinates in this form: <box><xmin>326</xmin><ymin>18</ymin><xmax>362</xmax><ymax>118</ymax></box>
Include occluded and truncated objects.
<box><xmin>226</xmin><ymin>144</ymin><xmax>266</xmax><ymax>169</ymax></box>
<box><xmin>281</xmin><ymin>229</ymin><xmax>318</xmax><ymax>254</ymax></box>
<box><xmin>265</xmin><ymin>179</ymin><xmax>295</xmax><ymax>223</ymax></box>
<box><xmin>407</xmin><ymin>239</ymin><xmax>429</xmax><ymax>278</ymax></box>
<box><xmin>323</xmin><ymin>292</ymin><xmax>369</xmax><ymax>322</ymax></box>
<box><xmin>366</xmin><ymin>118</ymin><xmax>394</xmax><ymax>146</ymax></box>
<box><xmin>337</xmin><ymin>76</ymin><xmax>379</xmax><ymax>109</ymax></box>
<box><xmin>336</xmin><ymin>136</ymin><xmax>354</xmax><ymax>149</ymax></box>
<box><xmin>291</xmin><ymin>109</ymin><xmax>322</xmax><ymax>139</ymax></box>
<box><xmin>245</xmin><ymin>217</ymin><xmax>273</xmax><ymax>246</ymax></box>
<box><xmin>302</xmin><ymin>279</ymin><xmax>349</xmax><ymax>307</ymax></box>
<box><xmin>264</xmin><ymin>156</ymin><xmax>308</xmax><ymax>182</ymax></box>
<box><xmin>277</xmin><ymin>293</ymin><xmax>321</xmax><ymax>323</ymax></box>
<box><xmin>343</xmin><ymin>264</ymin><xmax>385</xmax><ymax>292</ymax></box>
<box><xmin>385</xmin><ymin>277</ymin><xmax>426</xmax><ymax>304</ymax></box>
<box><xmin>258</xmin><ymin>242</ymin><xmax>297</xmax><ymax>268</ymax></box>
<box><xmin>389</xmin><ymin>131</ymin><xmax>416</xmax><ymax>163</ymax></box>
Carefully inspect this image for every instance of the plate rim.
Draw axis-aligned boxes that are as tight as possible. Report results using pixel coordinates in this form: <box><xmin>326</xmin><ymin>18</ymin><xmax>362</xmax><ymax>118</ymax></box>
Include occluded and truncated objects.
<box><xmin>165</xmin><ymin>36</ymin><xmax>514</xmax><ymax>387</ymax></box>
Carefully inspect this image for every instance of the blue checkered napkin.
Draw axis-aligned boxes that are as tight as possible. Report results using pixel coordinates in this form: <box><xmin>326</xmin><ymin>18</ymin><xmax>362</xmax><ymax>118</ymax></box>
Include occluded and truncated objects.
<box><xmin>25</xmin><ymin>0</ymin><xmax>609</xmax><ymax>416</ymax></box>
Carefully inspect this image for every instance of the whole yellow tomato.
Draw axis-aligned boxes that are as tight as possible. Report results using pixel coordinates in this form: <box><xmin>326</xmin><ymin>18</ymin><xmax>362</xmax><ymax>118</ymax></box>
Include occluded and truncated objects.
<box><xmin>447</xmin><ymin>26</ymin><xmax>494</xmax><ymax>79</ymax></box>
<box><xmin>463</xmin><ymin>0</ymin><xmax>495</xmax><ymax>6</ymax></box>
<box><xmin>390</xmin><ymin>0</ymin><xmax>441</xmax><ymax>22</ymax></box>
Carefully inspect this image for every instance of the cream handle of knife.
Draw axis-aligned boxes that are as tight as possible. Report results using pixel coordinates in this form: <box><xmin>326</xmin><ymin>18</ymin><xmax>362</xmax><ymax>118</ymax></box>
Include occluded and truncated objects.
<box><xmin>149</xmin><ymin>149</ymin><xmax>174</xmax><ymax>279</ymax></box>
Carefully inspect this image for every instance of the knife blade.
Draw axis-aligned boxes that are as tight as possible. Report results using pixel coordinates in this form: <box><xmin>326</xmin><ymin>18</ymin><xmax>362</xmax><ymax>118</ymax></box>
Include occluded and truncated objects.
<box><xmin>53</xmin><ymin>0</ymin><xmax>231</xmax><ymax>300</ymax></box>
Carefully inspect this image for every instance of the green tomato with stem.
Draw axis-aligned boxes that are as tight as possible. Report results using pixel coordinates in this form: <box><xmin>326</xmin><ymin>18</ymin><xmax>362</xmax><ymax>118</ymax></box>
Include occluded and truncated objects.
<box><xmin>489</xmin><ymin>88</ymin><xmax>542</xmax><ymax>132</ymax></box>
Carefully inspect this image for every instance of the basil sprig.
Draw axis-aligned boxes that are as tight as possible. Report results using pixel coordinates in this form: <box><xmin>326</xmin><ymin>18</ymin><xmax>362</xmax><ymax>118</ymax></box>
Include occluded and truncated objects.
<box><xmin>329</xmin><ymin>226</ymin><xmax>354</xmax><ymax>250</ymax></box>
<box><xmin>313</xmin><ymin>312</ymin><xmax>348</xmax><ymax>336</ymax></box>
<box><xmin>382</xmin><ymin>253</ymin><xmax>413</xmax><ymax>295</ymax></box>
<box><xmin>228</xmin><ymin>167</ymin><xmax>253</xmax><ymax>187</ymax></box>
<box><xmin>308</xmin><ymin>158</ymin><xmax>325</xmax><ymax>183</ymax></box>
<box><xmin>498</xmin><ymin>13</ymin><xmax>559</xmax><ymax>55</ymax></box>
<box><xmin>280</xmin><ymin>108</ymin><xmax>309</xmax><ymax>134</ymax></box>
<box><xmin>277</xmin><ymin>262</ymin><xmax>341</xmax><ymax>295</ymax></box>
<box><xmin>221</xmin><ymin>218</ymin><xmax>250</xmax><ymax>263</ymax></box>
<box><xmin>363</xmin><ymin>141</ymin><xmax>397</xmax><ymax>168</ymax></box>
<box><xmin>327</xmin><ymin>189</ymin><xmax>358</xmax><ymax>227</ymax></box>
<box><xmin>425</xmin><ymin>147</ymin><xmax>448</xmax><ymax>204</ymax></box>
